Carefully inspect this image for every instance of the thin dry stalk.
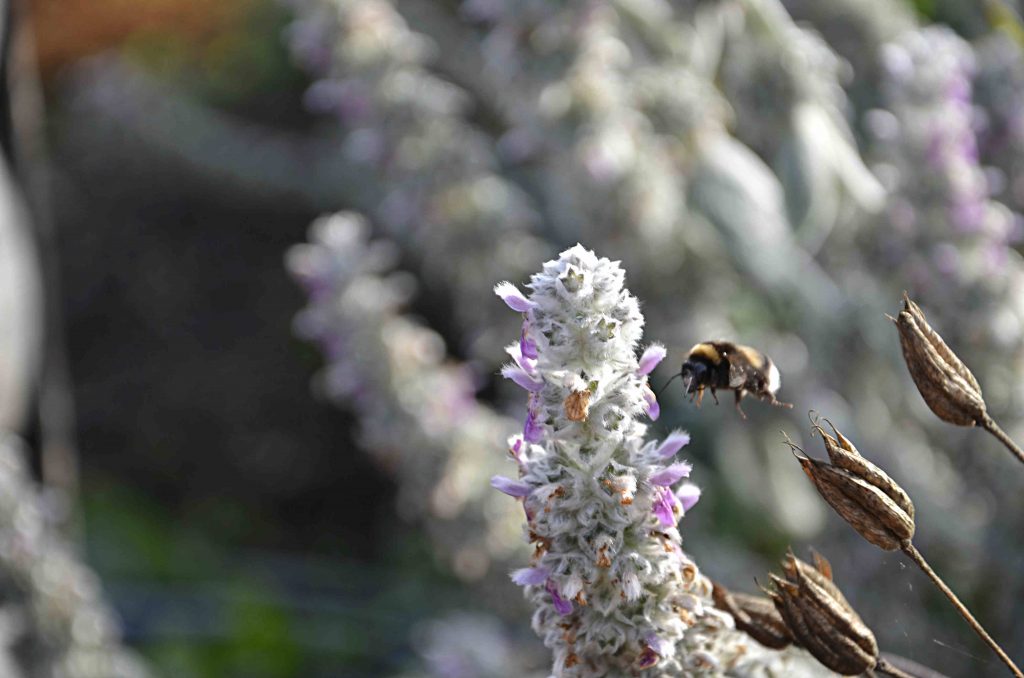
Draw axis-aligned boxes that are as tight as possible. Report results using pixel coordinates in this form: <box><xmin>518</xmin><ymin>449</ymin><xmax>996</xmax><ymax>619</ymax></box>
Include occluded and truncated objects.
<box><xmin>900</xmin><ymin>541</ymin><xmax>1023</xmax><ymax>678</ymax></box>
<box><xmin>979</xmin><ymin>414</ymin><xmax>1024</xmax><ymax>467</ymax></box>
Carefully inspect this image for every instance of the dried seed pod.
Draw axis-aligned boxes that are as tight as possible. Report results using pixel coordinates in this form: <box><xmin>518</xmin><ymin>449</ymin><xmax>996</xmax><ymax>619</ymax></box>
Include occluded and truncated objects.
<box><xmin>768</xmin><ymin>552</ymin><xmax>879</xmax><ymax>676</ymax></box>
<box><xmin>786</xmin><ymin>425</ymin><xmax>915</xmax><ymax>551</ymax></box>
<box><xmin>815</xmin><ymin>420</ymin><xmax>915</xmax><ymax>522</ymax></box>
<box><xmin>712</xmin><ymin>582</ymin><xmax>792</xmax><ymax>649</ymax></box>
<box><xmin>890</xmin><ymin>292</ymin><xmax>986</xmax><ymax>426</ymax></box>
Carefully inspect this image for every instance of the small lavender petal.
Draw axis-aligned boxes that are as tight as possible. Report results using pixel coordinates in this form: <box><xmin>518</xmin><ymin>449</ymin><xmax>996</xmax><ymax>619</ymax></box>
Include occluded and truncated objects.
<box><xmin>676</xmin><ymin>483</ymin><xmax>701</xmax><ymax>512</ymax></box>
<box><xmin>491</xmin><ymin>475</ymin><xmax>532</xmax><ymax>497</ymax></box>
<box><xmin>650</xmin><ymin>462</ymin><xmax>692</xmax><ymax>486</ymax></box>
<box><xmin>652</xmin><ymin>486</ymin><xmax>681</xmax><ymax>527</ymax></box>
<box><xmin>546</xmin><ymin>580</ymin><xmax>573</xmax><ymax>616</ymax></box>
<box><xmin>520</xmin><ymin>323</ymin><xmax>538</xmax><ymax>359</ymax></box>
<box><xmin>502</xmin><ymin>365</ymin><xmax>544</xmax><ymax>391</ymax></box>
<box><xmin>643</xmin><ymin>385</ymin><xmax>660</xmax><ymax>421</ymax></box>
<box><xmin>644</xmin><ymin>632</ymin><xmax>670</xmax><ymax>657</ymax></box>
<box><xmin>494</xmin><ymin>281</ymin><xmax>535</xmax><ymax>312</ymax></box>
<box><xmin>511</xmin><ymin>566</ymin><xmax>549</xmax><ymax>586</ymax></box>
<box><xmin>524</xmin><ymin>406</ymin><xmax>544</xmax><ymax>443</ymax></box>
<box><xmin>637</xmin><ymin>344</ymin><xmax>667</xmax><ymax>375</ymax></box>
<box><xmin>505</xmin><ymin>343</ymin><xmax>537</xmax><ymax>375</ymax></box>
<box><xmin>655</xmin><ymin>430</ymin><xmax>691</xmax><ymax>458</ymax></box>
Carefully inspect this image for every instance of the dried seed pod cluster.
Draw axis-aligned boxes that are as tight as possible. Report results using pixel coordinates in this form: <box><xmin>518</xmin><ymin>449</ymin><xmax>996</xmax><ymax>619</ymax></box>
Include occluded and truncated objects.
<box><xmin>787</xmin><ymin>415</ymin><xmax>1024</xmax><ymax>677</ymax></box>
<box><xmin>890</xmin><ymin>292</ymin><xmax>985</xmax><ymax>426</ymax></box>
<box><xmin>767</xmin><ymin>552</ymin><xmax>879</xmax><ymax>676</ymax></box>
<box><xmin>786</xmin><ymin>420</ymin><xmax>915</xmax><ymax>551</ymax></box>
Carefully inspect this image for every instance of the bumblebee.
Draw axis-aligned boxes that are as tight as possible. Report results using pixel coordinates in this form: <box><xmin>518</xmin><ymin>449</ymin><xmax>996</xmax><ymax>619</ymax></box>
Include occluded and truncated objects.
<box><xmin>668</xmin><ymin>341</ymin><xmax>792</xmax><ymax>418</ymax></box>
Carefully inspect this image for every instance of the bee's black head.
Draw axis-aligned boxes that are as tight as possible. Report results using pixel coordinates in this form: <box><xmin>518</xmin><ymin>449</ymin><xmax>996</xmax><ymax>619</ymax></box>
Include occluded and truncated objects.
<box><xmin>679</xmin><ymin>360</ymin><xmax>706</xmax><ymax>394</ymax></box>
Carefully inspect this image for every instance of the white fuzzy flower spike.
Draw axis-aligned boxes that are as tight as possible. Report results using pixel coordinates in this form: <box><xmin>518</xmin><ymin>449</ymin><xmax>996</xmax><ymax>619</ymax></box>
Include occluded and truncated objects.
<box><xmin>494</xmin><ymin>245</ymin><xmax>830</xmax><ymax>677</ymax></box>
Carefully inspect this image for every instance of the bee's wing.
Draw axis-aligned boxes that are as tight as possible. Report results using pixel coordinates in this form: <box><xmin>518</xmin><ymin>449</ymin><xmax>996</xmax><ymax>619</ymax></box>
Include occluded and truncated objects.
<box><xmin>727</xmin><ymin>359</ymin><xmax>749</xmax><ymax>389</ymax></box>
<box><xmin>729</xmin><ymin>345</ymin><xmax>767</xmax><ymax>389</ymax></box>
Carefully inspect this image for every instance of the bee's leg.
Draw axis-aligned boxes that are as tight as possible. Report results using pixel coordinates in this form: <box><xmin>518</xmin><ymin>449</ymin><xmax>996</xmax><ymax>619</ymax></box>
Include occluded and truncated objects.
<box><xmin>695</xmin><ymin>387</ymin><xmax>704</xmax><ymax>407</ymax></box>
<box><xmin>734</xmin><ymin>390</ymin><xmax>748</xmax><ymax>420</ymax></box>
<box><xmin>710</xmin><ymin>388</ymin><xmax>720</xmax><ymax>406</ymax></box>
<box><xmin>765</xmin><ymin>393</ymin><xmax>794</xmax><ymax>409</ymax></box>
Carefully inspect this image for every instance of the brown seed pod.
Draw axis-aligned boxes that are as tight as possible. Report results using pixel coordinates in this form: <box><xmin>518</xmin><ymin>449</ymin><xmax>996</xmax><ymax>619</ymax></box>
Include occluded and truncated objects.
<box><xmin>814</xmin><ymin>419</ymin><xmax>915</xmax><ymax>522</ymax></box>
<box><xmin>712</xmin><ymin>582</ymin><xmax>792</xmax><ymax>650</ymax></box>
<box><xmin>890</xmin><ymin>292</ymin><xmax>986</xmax><ymax>426</ymax></box>
<box><xmin>786</xmin><ymin>426</ymin><xmax>915</xmax><ymax>551</ymax></box>
<box><xmin>768</xmin><ymin>552</ymin><xmax>879</xmax><ymax>676</ymax></box>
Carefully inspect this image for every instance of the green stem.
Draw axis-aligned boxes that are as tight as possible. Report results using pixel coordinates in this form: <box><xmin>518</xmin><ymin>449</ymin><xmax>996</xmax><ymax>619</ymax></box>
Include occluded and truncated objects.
<box><xmin>902</xmin><ymin>541</ymin><xmax>1023</xmax><ymax>678</ymax></box>
<box><xmin>980</xmin><ymin>414</ymin><xmax>1024</xmax><ymax>467</ymax></box>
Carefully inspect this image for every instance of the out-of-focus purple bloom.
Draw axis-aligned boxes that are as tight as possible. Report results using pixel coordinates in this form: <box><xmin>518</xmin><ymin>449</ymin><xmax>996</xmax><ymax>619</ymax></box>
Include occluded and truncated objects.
<box><xmin>676</xmin><ymin>483</ymin><xmax>701</xmax><ymax>512</ymax></box>
<box><xmin>642</xmin><ymin>385</ymin><xmax>659</xmax><ymax>421</ymax></box>
<box><xmin>655</xmin><ymin>430</ymin><xmax>690</xmax><ymax>459</ymax></box>
<box><xmin>501</xmin><ymin>364</ymin><xmax>543</xmax><ymax>391</ymax></box>
<box><xmin>637</xmin><ymin>344</ymin><xmax>666</xmax><ymax>376</ymax></box>
<box><xmin>494</xmin><ymin>281</ymin><xmax>535</xmax><ymax>312</ymax></box>
<box><xmin>652</xmin><ymin>486</ymin><xmax>682</xmax><ymax>527</ymax></box>
<box><xmin>650</xmin><ymin>462</ymin><xmax>692</xmax><ymax>487</ymax></box>
<box><xmin>545</xmin><ymin>580</ymin><xmax>573</xmax><ymax>616</ymax></box>
<box><xmin>510</xmin><ymin>566</ymin><xmax>549</xmax><ymax>586</ymax></box>
<box><xmin>524</xmin><ymin>405</ymin><xmax>543</xmax><ymax>443</ymax></box>
<box><xmin>491</xmin><ymin>476</ymin><xmax>532</xmax><ymax>497</ymax></box>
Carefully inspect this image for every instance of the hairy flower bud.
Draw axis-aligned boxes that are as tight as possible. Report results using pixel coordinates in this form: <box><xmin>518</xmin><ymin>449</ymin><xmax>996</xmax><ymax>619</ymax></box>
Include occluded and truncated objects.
<box><xmin>786</xmin><ymin>420</ymin><xmax>915</xmax><ymax>551</ymax></box>
<box><xmin>712</xmin><ymin>582</ymin><xmax>792</xmax><ymax>650</ymax></box>
<box><xmin>768</xmin><ymin>552</ymin><xmax>879</xmax><ymax>676</ymax></box>
<box><xmin>890</xmin><ymin>292</ymin><xmax>986</xmax><ymax>426</ymax></box>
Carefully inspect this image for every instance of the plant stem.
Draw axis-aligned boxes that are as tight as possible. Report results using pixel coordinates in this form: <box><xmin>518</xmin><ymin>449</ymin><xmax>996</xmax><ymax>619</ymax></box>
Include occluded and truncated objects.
<box><xmin>901</xmin><ymin>541</ymin><xmax>1023</xmax><ymax>678</ymax></box>
<box><xmin>875</xmin><ymin>657</ymin><xmax>917</xmax><ymax>678</ymax></box>
<box><xmin>980</xmin><ymin>414</ymin><xmax>1024</xmax><ymax>467</ymax></box>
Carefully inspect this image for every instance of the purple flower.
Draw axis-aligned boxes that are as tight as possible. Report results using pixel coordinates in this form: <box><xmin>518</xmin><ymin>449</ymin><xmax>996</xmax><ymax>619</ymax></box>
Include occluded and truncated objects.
<box><xmin>652</xmin><ymin>486</ymin><xmax>682</xmax><ymax>527</ymax></box>
<box><xmin>510</xmin><ymin>566</ymin><xmax>549</xmax><ymax>586</ymax></box>
<box><xmin>545</xmin><ymin>580</ymin><xmax>573</xmax><ymax>616</ymax></box>
<box><xmin>491</xmin><ymin>475</ymin><xmax>532</xmax><ymax>497</ymax></box>
<box><xmin>505</xmin><ymin>343</ymin><xmax>537</xmax><ymax>375</ymax></box>
<box><xmin>650</xmin><ymin>462</ymin><xmax>692</xmax><ymax>486</ymax></box>
<box><xmin>637</xmin><ymin>646</ymin><xmax>659</xmax><ymax>670</ymax></box>
<box><xmin>637</xmin><ymin>633</ymin><xmax>669</xmax><ymax>669</ymax></box>
<box><xmin>644</xmin><ymin>633</ymin><xmax>670</xmax><ymax>658</ymax></box>
<box><xmin>676</xmin><ymin>483</ymin><xmax>701</xmax><ymax>512</ymax></box>
<box><xmin>642</xmin><ymin>385</ymin><xmax>660</xmax><ymax>421</ymax></box>
<box><xmin>502</xmin><ymin>364</ymin><xmax>544</xmax><ymax>392</ymax></box>
<box><xmin>637</xmin><ymin>344</ymin><xmax>667</xmax><ymax>376</ymax></box>
<box><xmin>524</xmin><ymin>405</ymin><xmax>543</xmax><ymax>443</ymax></box>
<box><xmin>520</xmin><ymin>323</ymin><xmax>538</xmax><ymax>359</ymax></box>
<box><xmin>494</xmin><ymin>281</ymin><xmax>535</xmax><ymax>312</ymax></box>
<box><xmin>508</xmin><ymin>435</ymin><xmax>525</xmax><ymax>464</ymax></box>
<box><xmin>654</xmin><ymin>430</ymin><xmax>691</xmax><ymax>459</ymax></box>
